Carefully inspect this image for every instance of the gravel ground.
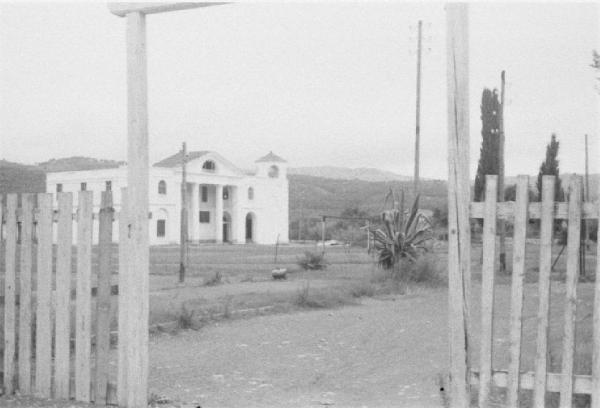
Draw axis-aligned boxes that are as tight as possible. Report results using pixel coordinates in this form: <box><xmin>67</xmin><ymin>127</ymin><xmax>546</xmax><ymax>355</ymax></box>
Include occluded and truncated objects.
<box><xmin>148</xmin><ymin>289</ymin><xmax>450</xmax><ymax>408</ymax></box>
<box><xmin>0</xmin><ymin>288</ymin><xmax>450</xmax><ymax>408</ymax></box>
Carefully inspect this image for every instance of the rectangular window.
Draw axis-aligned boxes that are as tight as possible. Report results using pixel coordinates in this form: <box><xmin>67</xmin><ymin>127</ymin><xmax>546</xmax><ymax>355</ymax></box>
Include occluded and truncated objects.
<box><xmin>157</xmin><ymin>220</ymin><xmax>166</xmax><ymax>237</ymax></box>
<box><xmin>201</xmin><ymin>186</ymin><xmax>208</xmax><ymax>202</ymax></box>
<box><xmin>223</xmin><ymin>187</ymin><xmax>229</xmax><ymax>200</ymax></box>
<box><xmin>199</xmin><ymin>211</ymin><xmax>210</xmax><ymax>223</ymax></box>
<box><xmin>80</xmin><ymin>182</ymin><xmax>87</xmax><ymax>191</ymax></box>
<box><xmin>105</xmin><ymin>180</ymin><xmax>112</xmax><ymax>191</ymax></box>
<box><xmin>56</xmin><ymin>183</ymin><xmax>63</xmax><ymax>193</ymax></box>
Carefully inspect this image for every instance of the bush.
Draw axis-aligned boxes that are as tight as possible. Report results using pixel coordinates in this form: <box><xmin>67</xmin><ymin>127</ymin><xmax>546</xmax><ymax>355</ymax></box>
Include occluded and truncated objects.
<box><xmin>176</xmin><ymin>304</ymin><xmax>195</xmax><ymax>330</ymax></box>
<box><xmin>404</xmin><ymin>254</ymin><xmax>446</xmax><ymax>287</ymax></box>
<box><xmin>293</xmin><ymin>282</ymin><xmax>354</xmax><ymax>309</ymax></box>
<box><xmin>297</xmin><ymin>251</ymin><xmax>326</xmax><ymax>270</ymax></box>
<box><xmin>369</xmin><ymin>255</ymin><xmax>446</xmax><ymax>290</ymax></box>
<box><xmin>204</xmin><ymin>271</ymin><xmax>223</xmax><ymax>286</ymax></box>
<box><xmin>349</xmin><ymin>280</ymin><xmax>377</xmax><ymax>298</ymax></box>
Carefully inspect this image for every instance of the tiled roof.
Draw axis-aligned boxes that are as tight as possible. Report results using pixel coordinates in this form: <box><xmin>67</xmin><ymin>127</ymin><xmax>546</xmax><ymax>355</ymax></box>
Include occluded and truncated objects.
<box><xmin>153</xmin><ymin>151</ymin><xmax>210</xmax><ymax>168</ymax></box>
<box><xmin>255</xmin><ymin>151</ymin><xmax>286</xmax><ymax>163</ymax></box>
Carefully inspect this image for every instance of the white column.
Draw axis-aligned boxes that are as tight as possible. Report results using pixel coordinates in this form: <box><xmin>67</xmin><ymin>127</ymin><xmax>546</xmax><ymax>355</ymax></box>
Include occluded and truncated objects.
<box><xmin>215</xmin><ymin>184</ymin><xmax>223</xmax><ymax>243</ymax></box>
<box><xmin>190</xmin><ymin>183</ymin><xmax>199</xmax><ymax>241</ymax></box>
<box><xmin>234</xmin><ymin>186</ymin><xmax>247</xmax><ymax>243</ymax></box>
<box><xmin>230</xmin><ymin>186</ymin><xmax>245</xmax><ymax>244</ymax></box>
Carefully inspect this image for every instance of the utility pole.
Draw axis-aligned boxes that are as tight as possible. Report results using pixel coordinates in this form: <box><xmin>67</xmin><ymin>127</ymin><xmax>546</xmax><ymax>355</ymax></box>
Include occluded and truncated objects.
<box><xmin>413</xmin><ymin>20</ymin><xmax>423</xmax><ymax>196</ymax></box>
<box><xmin>583</xmin><ymin>135</ymin><xmax>590</xmax><ymax>276</ymax></box>
<box><xmin>498</xmin><ymin>70</ymin><xmax>507</xmax><ymax>272</ymax></box>
<box><xmin>179</xmin><ymin>142</ymin><xmax>188</xmax><ymax>283</ymax></box>
<box><xmin>585</xmin><ymin>134</ymin><xmax>590</xmax><ymax>202</ymax></box>
<box><xmin>321</xmin><ymin>216</ymin><xmax>326</xmax><ymax>255</ymax></box>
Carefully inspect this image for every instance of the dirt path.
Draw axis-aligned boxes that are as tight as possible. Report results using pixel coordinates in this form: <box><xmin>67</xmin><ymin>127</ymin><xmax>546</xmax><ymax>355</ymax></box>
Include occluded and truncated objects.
<box><xmin>149</xmin><ymin>289</ymin><xmax>450</xmax><ymax>408</ymax></box>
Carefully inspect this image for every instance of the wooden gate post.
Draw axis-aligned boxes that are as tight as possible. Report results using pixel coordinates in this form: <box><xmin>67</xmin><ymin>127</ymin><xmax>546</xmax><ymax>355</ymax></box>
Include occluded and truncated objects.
<box><xmin>595</xmin><ymin>175</ymin><xmax>600</xmax><ymax>406</ymax></box>
<box><xmin>108</xmin><ymin>4</ymin><xmax>226</xmax><ymax>406</ymax></box>
<box><xmin>446</xmin><ymin>4</ymin><xmax>471</xmax><ymax>408</ymax></box>
<box><xmin>124</xmin><ymin>10</ymin><xmax>150</xmax><ymax>408</ymax></box>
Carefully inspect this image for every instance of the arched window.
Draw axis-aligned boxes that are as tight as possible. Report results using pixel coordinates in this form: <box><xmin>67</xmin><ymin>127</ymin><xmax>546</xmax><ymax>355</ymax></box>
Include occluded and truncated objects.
<box><xmin>268</xmin><ymin>165</ymin><xmax>279</xmax><ymax>178</ymax></box>
<box><xmin>202</xmin><ymin>160</ymin><xmax>216</xmax><ymax>172</ymax></box>
<box><xmin>158</xmin><ymin>180</ymin><xmax>167</xmax><ymax>195</ymax></box>
<box><xmin>248</xmin><ymin>187</ymin><xmax>254</xmax><ymax>200</ymax></box>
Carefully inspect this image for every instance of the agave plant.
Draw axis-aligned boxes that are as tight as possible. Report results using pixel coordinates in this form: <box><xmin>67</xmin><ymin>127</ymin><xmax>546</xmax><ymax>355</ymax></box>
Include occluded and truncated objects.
<box><xmin>368</xmin><ymin>191</ymin><xmax>433</xmax><ymax>270</ymax></box>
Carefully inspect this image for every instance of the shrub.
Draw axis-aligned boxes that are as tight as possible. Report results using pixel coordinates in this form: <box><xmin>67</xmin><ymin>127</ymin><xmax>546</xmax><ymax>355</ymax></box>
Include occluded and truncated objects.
<box><xmin>369</xmin><ymin>192</ymin><xmax>433</xmax><ymax>269</ymax></box>
<box><xmin>349</xmin><ymin>280</ymin><xmax>376</xmax><ymax>298</ymax></box>
<box><xmin>293</xmin><ymin>282</ymin><xmax>354</xmax><ymax>309</ymax></box>
<box><xmin>204</xmin><ymin>271</ymin><xmax>223</xmax><ymax>286</ymax></box>
<box><xmin>176</xmin><ymin>304</ymin><xmax>195</xmax><ymax>330</ymax></box>
<box><xmin>222</xmin><ymin>296</ymin><xmax>233</xmax><ymax>319</ymax></box>
<box><xmin>404</xmin><ymin>254</ymin><xmax>446</xmax><ymax>287</ymax></box>
<box><xmin>297</xmin><ymin>251</ymin><xmax>326</xmax><ymax>270</ymax></box>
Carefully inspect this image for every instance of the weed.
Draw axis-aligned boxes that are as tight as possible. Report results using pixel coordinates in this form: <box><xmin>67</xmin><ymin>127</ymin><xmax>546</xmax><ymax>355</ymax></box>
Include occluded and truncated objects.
<box><xmin>176</xmin><ymin>304</ymin><xmax>195</xmax><ymax>330</ymax></box>
<box><xmin>295</xmin><ymin>281</ymin><xmax>311</xmax><ymax>306</ymax></box>
<box><xmin>293</xmin><ymin>281</ymin><xmax>355</xmax><ymax>309</ymax></box>
<box><xmin>297</xmin><ymin>251</ymin><xmax>326</xmax><ymax>270</ymax></box>
<box><xmin>222</xmin><ymin>296</ymin><xmax>233</xmax><ymax>319</ymax></box>
<box><xmin>349</xmin><ymin>280</ymin><xmax>376</xmax><ymax>298</ymax></box>
<box><xmin>204</xmin><ymin>271</ymin><xmax>223</xmax><ymax>286</ymax></box>
<box><xmin>405</xmin><ymin>254</ymin><xmax>446</xmax><ymax>287</ymax></box>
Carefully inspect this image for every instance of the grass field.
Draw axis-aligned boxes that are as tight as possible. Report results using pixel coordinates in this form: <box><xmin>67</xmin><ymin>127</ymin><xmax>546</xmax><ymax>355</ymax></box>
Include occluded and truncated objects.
<box><xmin>0</xmin><ymin>238</ymin><xmax>597</xmax><ymax>406</ymax></box>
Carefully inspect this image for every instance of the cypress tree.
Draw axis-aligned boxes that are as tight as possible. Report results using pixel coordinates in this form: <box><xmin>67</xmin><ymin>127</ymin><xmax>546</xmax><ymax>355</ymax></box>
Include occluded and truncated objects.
<box><xmin>474</xmin><ymin>88</ymin><xmax>501</xmax><ymax>202</ymax></box>
<box><xmin>536</xmin><ymin>134</ymin><xmax>564</xmax><ymax>202</ymax></box>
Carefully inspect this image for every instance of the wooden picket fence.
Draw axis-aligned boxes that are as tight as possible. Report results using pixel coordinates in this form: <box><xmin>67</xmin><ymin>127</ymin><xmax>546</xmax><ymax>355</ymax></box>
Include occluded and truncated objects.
<box><xmin>468</xmin><ymin>175</ymin><xmax>600</xmax><ymax>408</ymax></box>
<box><xmin>0</xmin><ymin>190</ymin><xmax>120</xmax><ymax>405</ymax></box>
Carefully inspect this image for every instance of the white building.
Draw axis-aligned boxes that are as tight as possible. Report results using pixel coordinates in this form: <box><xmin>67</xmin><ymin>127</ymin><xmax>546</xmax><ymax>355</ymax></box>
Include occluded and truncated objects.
<box><xmin>45</xmin><ymin>151</ymin><xmax>289</xmax><ymax>245</ymax></box>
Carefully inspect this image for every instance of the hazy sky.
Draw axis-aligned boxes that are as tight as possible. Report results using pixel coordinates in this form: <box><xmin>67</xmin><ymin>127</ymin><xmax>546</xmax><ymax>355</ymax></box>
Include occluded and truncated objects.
<box><xmin>0</xmin><ymin>2</ymin><xmax>598</xmax><ymax>179</ymax></box>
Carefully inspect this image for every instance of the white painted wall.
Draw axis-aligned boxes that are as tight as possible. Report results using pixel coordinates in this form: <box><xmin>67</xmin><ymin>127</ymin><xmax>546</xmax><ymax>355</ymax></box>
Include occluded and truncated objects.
<box><xmin>45</xmin><ymin>153</ymin><xmax>289</xmax><ymax>245</ymax></box>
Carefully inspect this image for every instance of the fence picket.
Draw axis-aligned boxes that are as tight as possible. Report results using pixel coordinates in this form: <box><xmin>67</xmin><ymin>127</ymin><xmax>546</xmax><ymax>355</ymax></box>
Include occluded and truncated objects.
<box><xmin>117</xmin><ymin>188</ymin><xmax>128</xmax><ymax>406</ymax></box>
<box><xmin>75</xmin><ymin>191</ymin><xmax>93</xmax><ymax>402</ymax></box>
<box><xmin>3</xmin><ymin>195</ymin><xmax>18</xmax><ymax>394</ymax></box>
<box><xmin>94</xmin><ymin>191</ymin><xmax>113</xmax><ymax>404</ymax></box>
<box><xmin>507</xmin><ymin>176</ymin><xmax>529</xmax><ymax>408</ymax></box>
<box><xmin>54</xmin><ymin>193</ymin><xmax>73</xmax><ymax>399</ymax></box>
<box><xmin>34</xmin><ymin>194</ymin><xmax>53</xmax><ymax>397</ymax></box>
<box><xmin>446</xmin><ymin>6</ymin><xmax>471</xmax><ymax>407</ymax></box>
<box><xmin>18</xmin><ymin>193</ymin><xmax>34</xmax><ymax>394</ymax></box>
<box><xmin>479</xmin><ymin>175</ymin><xmax>497</xmax><ymax>408</ymax></box>
<box><xmin>594</xmin><ymin>182</ymin><xmax>600</xmax><ymax>408</ymax></box>
<box><xmin>533</xmin><ymin>175</ymin><xmax>556</xmax><ymax>408</ymax></box>
<box><xmin>559</xmin><ymin>177</ymin><xmax>582</xmax><ymax>408</ymax></box>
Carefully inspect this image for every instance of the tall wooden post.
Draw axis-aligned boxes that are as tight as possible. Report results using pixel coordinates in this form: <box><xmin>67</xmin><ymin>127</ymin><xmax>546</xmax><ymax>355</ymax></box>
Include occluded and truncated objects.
<box><xmin>108</xmin><ymin>4</ymin><xmax>226</xmax><ymax>407</ymax></box>
<box><xmin>179</xmin><ymin>142</ymin><xmax>188</xmax><ymax>283</ymax></box>
<box><xmin>414</xmin><ymin>20</ymin><xmax>423</xmax><ymax>195</ymax></box>
<box><xmin>498</xmin><ymin>70</ymin><xmax>507</xmax><ymax>272</ymax></box>
<box><xmin>594</xmin><ymin>150</ymin><xmax>600</xmax><ymax>408</ymax></box>
<box><xmin>446</xmin><ymin>4</ymin><xmax>471</xmax><ymax>408</ymax></box>
<box><xmin>124</xmin><ymin>11</ymin><xmax>149</xmax><ymax>407</ymax></box>
<box><xmin>366</xmin><ymin>220</ymin><xmax>371</xmax><ymax>253</ymax></box>
<box><xmin>585</xmin><ymin>134</ymin><xmax>590</xmax><ymax>250</ymax></box>
<box><xmin>321</xmin><ymin>216</ymin><xmax>326</xmax><ymax>254</ymax></box>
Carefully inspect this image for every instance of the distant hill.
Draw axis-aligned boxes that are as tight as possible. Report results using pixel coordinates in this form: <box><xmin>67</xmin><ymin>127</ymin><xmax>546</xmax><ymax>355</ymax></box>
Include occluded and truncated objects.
<box><xmin>4</xmin><ymin>156</ymin><xmax>597</xmax><ymax>225</ymax></box>
<box><xmin>0</xmin><ymin>160</ymin><xmax>46</xmax><ymax>194</ymax></box>
<box><xmin>38</xmin><ymin>156</ymin><xmax>124</xmax><ymax>172</ymax></box>
<box><xmin>504</xmin><ymin>174</ymin><xmax>599</xmax><ymax>200</ymax></box>
<box><xmin>289</xmin><ymin>174</ymin><xmax>447</xmax><ymax>221</ymax></box>
<box><xmin>289</xmin><ymin>166</ymin><xmax>413</xmax><ymax>182</ymax></box>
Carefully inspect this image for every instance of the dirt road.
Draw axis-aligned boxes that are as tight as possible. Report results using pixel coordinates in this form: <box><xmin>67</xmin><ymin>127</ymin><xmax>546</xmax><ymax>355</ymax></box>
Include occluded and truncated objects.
<box><xmin>149</xmin><ymin>289</ymin><xmax>450</xmax><ymax>408</ymax></box>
